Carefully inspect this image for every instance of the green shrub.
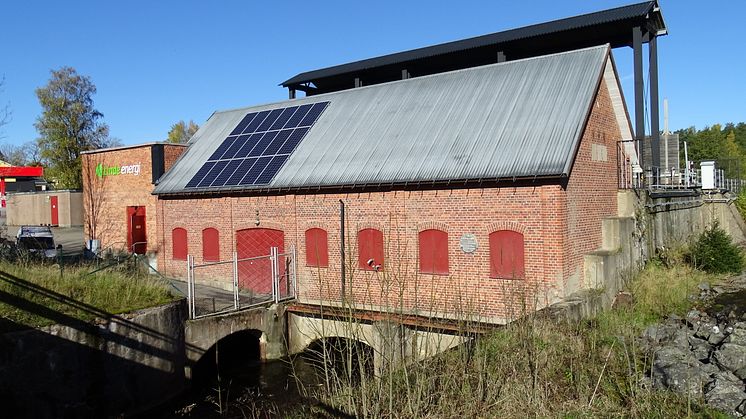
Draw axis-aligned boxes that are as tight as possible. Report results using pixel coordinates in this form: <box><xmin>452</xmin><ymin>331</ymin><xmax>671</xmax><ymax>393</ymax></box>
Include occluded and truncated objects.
<box><xmin>736</xmin><ymin>189</ymin><xmax>746</xmax><ymax>221</ymax></box>
<box><xmin>689</xmin><ymin>221</ymin><xmax>744</xmax><ymax>274</ymax></box>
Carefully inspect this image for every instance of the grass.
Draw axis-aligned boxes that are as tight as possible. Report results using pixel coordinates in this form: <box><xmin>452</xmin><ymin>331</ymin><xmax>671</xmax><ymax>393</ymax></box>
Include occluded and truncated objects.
<box><xmin>0</xmin><ymin>259</ymin><xmax>177</xmax><ymax>332</ymax></box>
<box><xmin>293</xmin><ymin>259</ymin><xmax>730</xmax><ymax>418</ymax></box>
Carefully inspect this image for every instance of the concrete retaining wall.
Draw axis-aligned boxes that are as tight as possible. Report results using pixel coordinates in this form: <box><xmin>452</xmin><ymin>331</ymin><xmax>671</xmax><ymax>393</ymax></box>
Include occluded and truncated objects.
<box><xmin>548</xmin><ymin>190</ymin><xmax>746</xmax><ymax>322</ymax></box>
<box><xmin>0</xmin><ymin>300</ymin><xmax>187</xmax><ymax>418</ymax></box>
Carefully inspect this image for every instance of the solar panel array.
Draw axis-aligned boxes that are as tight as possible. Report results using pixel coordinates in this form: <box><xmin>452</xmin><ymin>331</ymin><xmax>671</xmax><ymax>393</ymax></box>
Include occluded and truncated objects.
<box><xmin>185</xmin><ymin>101</ymin><xmax>329</xmax><ymax>189</ymax></box>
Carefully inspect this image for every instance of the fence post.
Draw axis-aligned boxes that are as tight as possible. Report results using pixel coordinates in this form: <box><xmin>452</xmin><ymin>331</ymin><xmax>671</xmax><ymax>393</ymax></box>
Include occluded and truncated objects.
<box><xmin>232</xmin><ymin>251</ymin><xmax>239</xmax><ymax>310</ymax></box>
<box><xmin>292</xmin><ymin>245</ymin><xmax>297</xmax><ymax>299</ymax></box>
<box><xmin>186</xmin><ymin>255</ymin><xmax>193</xmax><ymax>319</ymax></box>
<box><xmin>270</xmin><ymin>247</ymin><xmax>279</xmax><ymax>303</ymax></box>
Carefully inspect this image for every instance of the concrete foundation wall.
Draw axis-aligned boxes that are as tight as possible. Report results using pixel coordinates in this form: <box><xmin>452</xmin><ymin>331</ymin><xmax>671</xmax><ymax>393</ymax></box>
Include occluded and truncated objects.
<box><xmin>288</xmin><ymin>313</ymin><xmax>466</xmax><ymax>375</ymax></box>
<box><xmin>647</xmin><ymin>194</ymin><xmax>746</xmax><ymax>250</ymax></box>
<box><xmin>6</xmin><ymin>190</ymin><xmax>83</xmax><ymax>227</ymax></box>
<box><xmin>549</xmin><ymin>190</ymin><xmax>746</xmax><ymax>322</ymax></box>
<box><xmin>0</xmin><ymin>300</ymin><xmax>187</xmax><ymax>418</ymax></box>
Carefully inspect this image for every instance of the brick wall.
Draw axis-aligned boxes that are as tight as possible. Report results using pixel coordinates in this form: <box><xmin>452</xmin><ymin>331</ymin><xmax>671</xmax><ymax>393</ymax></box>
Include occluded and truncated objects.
<box><xmin>164</xmin><ymin>144</ymin><xmax>187</xmax><ymax>172</ymax></box>
<box><xmin>158</xmin><ymin>186</ymin><xmax>567</xmax><ymax>323</ymax></box>
<box><xmin>563</xmin><ymin>78</ymin><xmax>622</xmax><ymax>291</ymax></box>
<box><xmin>82</xmin><ymin>146</ymin><xmax>157</xmax><ymax>252</ymax></box>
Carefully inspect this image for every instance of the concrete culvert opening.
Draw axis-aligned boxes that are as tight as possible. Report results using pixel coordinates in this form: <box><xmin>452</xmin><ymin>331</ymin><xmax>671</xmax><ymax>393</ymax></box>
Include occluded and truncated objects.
<box><xmin>192</xmin><ymin>329</ymin><xmax>262</xmax><ymax>386</ymax></box>
<box><xmin>303</xmin><ymin>337</ymin><xmax>375</xmax><ymax>384</ymax></box>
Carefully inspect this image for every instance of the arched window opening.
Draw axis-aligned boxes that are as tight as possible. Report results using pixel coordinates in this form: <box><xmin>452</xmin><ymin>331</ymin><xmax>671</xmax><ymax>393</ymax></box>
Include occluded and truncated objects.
<box><xmin>305</xmin><ymin>228</ymin><xmax>329</xmax><ymax>268</ymax></box>
<box><xmin>419</xmin><ymin>229</ymin><xmax>448</xmax><ymax>275</ymax></box>
<box><xmin>358</xmin><ymin>228</ymin><xmax>384</xmax><ymax>271</ymax></box>
<box><xmin>202</xmin><ymin>228</ymin><xmax>220</xmax><ymax>262</ymax></box>
<box><xmin>489</xmin><ymin>230</ymin><xmax>525</xmax><ymax>279</ymax></box>
<box><xmin>172</xmin><ymin>228</ymin><xmax>188</xmax><ymax>261</ymax></box>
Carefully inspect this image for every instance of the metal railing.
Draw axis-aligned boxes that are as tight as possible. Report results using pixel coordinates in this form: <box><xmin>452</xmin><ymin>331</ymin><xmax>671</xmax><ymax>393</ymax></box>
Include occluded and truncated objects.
<box><xmin>185</xmin><ymin>245</ymin><xmax>296</xmax><ymax>319</ymax></box>
<box><xmin>617</xmin><ymin>141</ymin><xmax>746</xmax><ymax>193</ymax></box>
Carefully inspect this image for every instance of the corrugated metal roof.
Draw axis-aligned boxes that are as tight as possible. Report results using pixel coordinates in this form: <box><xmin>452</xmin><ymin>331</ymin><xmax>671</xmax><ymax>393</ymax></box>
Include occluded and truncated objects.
<box><xmin>282</xmin><ymin>1</ymin><xmax>662</xmax><ymax>88</ymax></box>
<box><xmin>154</xmin><ymin>45</ymin><xmax>611</xmax><ymax>196</ymax></box>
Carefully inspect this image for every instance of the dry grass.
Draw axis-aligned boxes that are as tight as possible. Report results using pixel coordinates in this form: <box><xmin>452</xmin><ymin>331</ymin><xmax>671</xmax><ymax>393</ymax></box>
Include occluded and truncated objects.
<box><xmin>293</xmin><ymin>260</ymin><xmax>728</xmax><ymax>418</ymax></box>
<box><xmin>0</xmin><ymin>259</ymin><xmax>177</xmax><ymax>332</ymax></box>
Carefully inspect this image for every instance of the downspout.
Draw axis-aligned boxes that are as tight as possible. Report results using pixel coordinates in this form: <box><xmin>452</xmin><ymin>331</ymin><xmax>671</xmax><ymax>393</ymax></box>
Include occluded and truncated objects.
<box><xmin>339</xmin><ymin>200</ymin><xmax>345</xmax><ymax>301</ymax></box>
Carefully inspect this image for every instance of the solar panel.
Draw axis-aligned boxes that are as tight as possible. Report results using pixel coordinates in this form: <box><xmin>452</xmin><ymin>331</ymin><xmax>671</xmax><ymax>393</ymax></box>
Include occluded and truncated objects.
<box><xmin>185</xmin><ymin>161</ymin><xmax>216</xmax><ymax>188</ymax></box>
<box><xmin>230</xmin><ymin>112</ymin><xmax>258</xmax><ymax>136</ymax></box>
<box><xmin>185</xmin><ymin>101</ymin><xmax>329</xmax><ymax>189</ymax></box>
<box><xmin>239</xmin><ymin>156</ymin><xmax>272</xmax><ymax>185</ymax></box>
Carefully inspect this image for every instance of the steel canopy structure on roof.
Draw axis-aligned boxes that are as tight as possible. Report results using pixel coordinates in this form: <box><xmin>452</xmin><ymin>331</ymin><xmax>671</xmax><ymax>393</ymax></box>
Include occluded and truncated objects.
<box><xmin>281</xmin><ymin>1</ymin><xmax>666</xmax><ymax>94</ymax></box>
<box><xmin>280</xmin><ymin>1</ymin><xmax>667</xmax><ymax>182</ymax></box>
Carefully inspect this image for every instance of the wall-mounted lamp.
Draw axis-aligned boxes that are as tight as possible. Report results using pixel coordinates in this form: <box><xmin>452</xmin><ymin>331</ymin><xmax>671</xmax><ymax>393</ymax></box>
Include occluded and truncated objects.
<box><xmin>254</xmin><ymin>209</ymin><xmax>260</xmax><ymax>226</ymax></box>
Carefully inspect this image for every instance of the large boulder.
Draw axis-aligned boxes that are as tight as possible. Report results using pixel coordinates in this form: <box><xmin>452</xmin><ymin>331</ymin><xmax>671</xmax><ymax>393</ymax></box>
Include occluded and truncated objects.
<box><xmin>652</xmin><ymin>346</ymin><xmax>713</xmax><ymax>398</ymax></box>
<box><xmin>725</xmin><ymin>323</ymin><xmax>746</xmax><ymax>346</ymax></box>
<box><xmin>642</xmin><ymin>323</ymin><xmax>688</xmax><ymax>349</ymax></box>
<box><xmin>715</xmin><ymin>343</ymin><xmax>746</xmax><ymax>379</ymax></box>
<box><xmin>689</xmin><ymin>335</ymin><xmax>714</xmax><ymax>362</ymax></box>
<box><xmin>705</xmin><ymin>372</ymin><xmax>746</xmax><ymax>417</ymax></box>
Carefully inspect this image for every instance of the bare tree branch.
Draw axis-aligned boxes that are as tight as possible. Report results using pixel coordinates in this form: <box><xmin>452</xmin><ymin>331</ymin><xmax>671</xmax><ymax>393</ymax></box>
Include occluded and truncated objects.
<box><xmin>0</xmin><ymin>75</ymin><xmax>11</xmax><ymax>140</ymax></box>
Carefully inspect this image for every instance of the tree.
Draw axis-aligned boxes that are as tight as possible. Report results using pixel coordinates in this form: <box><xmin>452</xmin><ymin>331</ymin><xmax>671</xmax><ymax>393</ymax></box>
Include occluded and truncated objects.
<box><xmin>0</xmin><ymin>141</ymin><xmax>39</xmax><ymax>166</ymax></box>
<box><xmin>167</xmin><ymin>120</ymin><xmax>199</xmax><ymax>144</ymax></box>
<box><xmin>0</xmin><ymin>75</ymin><xmax>10</xmax><ymax>138</ymax></box>
<box><xmin>678</xmin><ymin>123</ymin><xmax>746</xmax><ymax>179</ymax></box>
<box><xmin>34</xmin><ymin>67</ymin><xmax>111</xmax><ymax>189</ymax></box>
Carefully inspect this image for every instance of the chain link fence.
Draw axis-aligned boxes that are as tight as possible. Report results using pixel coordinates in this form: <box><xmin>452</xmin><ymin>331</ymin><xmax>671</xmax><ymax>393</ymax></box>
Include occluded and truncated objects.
<box><xmin>186</xmin><ymin>246</ymin><xmax>296</xmax><ymax>319</ymax></box>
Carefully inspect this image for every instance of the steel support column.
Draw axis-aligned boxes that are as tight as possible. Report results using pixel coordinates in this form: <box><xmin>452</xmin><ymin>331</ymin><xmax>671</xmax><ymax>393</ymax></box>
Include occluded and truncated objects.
<box><xmin>633</xmin><ymin>26</ymin><xmax>645</xmax><ymax>172</ymax></box>
<box><xmin>649</xmin><ymin>35</ymin><xmax>661</xmax><ymax>175</ymax></box>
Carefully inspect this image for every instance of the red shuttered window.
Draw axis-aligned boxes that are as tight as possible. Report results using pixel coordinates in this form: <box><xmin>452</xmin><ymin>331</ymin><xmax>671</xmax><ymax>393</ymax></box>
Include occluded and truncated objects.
<box><xmin>202</xmin><ymin>228</ymin><xmax>220</xmax><ymax>262</ymax></box>
<box><xmin>358</xmin><ymin>228</ymin><xmax>384</xmax><ymax>271</ymax></box>
<box><xmin>419</xmin><ymin>229</ymin><xmax>449</xmax><ymax>275</ymax></box>
<box><xmin>172</xmin><ymin>228</ymin><xmax>188</xmax><ymax>261</ymax></box>
<box><xmin>305</xmin><ymin>228</ymin><xmax>329</xmax><ymax>267</ymax></box>
<box><xmin>489</xmin><ymin>230</ymin><xmax>525</xmax><ymax>279</ymax></box>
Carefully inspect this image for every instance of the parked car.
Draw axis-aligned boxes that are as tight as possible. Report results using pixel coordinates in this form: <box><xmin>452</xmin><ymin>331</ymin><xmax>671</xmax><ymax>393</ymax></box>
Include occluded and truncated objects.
<box><xmin>16</xmin><ymin>226</ymin><xmax>57</xmax><ymax>258</ymax></box>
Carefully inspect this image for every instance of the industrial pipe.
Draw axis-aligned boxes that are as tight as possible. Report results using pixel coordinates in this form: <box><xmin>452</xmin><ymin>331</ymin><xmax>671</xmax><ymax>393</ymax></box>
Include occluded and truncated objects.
<box><xmin>339</xmin><ymin>200</ymin><xmax>346</xmax><ymax>301</ymax></box>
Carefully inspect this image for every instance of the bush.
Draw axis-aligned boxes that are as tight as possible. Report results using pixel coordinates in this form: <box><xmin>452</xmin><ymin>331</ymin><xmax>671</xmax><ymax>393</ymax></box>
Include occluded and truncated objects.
<box><xmin>689</xmin><ymin>221</ymin><xmax>744</xmax><ymax>274</ymax></box>
<box><xmin>736</xmin><ymin>189</ymin><xmax>746</xmax><ymax>221</ymax></box>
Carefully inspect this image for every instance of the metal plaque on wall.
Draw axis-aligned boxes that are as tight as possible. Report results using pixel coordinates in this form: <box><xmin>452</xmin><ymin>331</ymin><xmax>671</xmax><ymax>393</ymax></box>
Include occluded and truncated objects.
<box><xmin>460</xmin><ymin>233</ymin><xmax>478</xmax><ymax>253</ymax></box>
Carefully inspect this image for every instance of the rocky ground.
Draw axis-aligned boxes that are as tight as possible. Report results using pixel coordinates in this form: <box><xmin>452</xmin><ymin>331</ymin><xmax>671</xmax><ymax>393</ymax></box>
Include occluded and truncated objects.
<box><xmin>644</xmin><ymin>273</ymin><xmax>746</xmax><ymax>417</ymax></box>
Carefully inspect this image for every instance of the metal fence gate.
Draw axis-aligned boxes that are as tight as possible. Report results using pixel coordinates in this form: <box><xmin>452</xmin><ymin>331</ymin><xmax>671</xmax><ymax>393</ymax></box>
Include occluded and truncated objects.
<box><xmin>185</xmin><ymin>246</ymin><xmax>296</xmax><ymax>319</ymax></box>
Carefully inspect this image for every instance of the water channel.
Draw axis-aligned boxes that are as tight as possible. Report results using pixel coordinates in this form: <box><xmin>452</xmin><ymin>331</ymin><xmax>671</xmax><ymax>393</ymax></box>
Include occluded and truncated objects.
<box><xmin>149</xmin><ymin>332</ymin><xmax>372</xmax><ymax>418</ymax></box>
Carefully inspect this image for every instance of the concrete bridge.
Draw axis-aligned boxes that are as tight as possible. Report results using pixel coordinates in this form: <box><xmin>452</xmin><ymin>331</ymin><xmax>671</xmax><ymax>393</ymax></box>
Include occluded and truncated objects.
<box><xmin>184</xmin><ymin>300</ymin><xmax>469</xmax><ymax>377</ymax></box>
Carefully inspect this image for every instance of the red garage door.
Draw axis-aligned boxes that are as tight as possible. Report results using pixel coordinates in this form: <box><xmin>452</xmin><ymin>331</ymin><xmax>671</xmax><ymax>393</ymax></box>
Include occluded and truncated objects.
<box><xmin>236</xmin><ymin>228</ymin><xmax>284</xmax><ymax>294</ymax></box>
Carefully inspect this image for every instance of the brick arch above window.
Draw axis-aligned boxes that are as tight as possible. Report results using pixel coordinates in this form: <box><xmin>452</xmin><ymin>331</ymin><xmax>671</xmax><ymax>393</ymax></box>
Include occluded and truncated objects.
<box><xmin>233</xmin><ymin>220</ymin><xmax>286</xmax><ymax>233</ymax></box>
<box><xmin>488</xmin><ymin>230</ymin><xmax>525</xmax><ymax>280</ymax></box>
<box><xmin>416</xmin><ymin>221</ymin><xmax>450</xmax><ymax>233</ymax></box>
<box><xmin>354</xmin><ymin>222</ymin><xmax>388</xmax><ymax>235</ymax></box>
<box><xmin>202</xmin><ymin>228</ymin><xmax>220</xmax><ymax>262</ymax></box>
<box><xmin>305</xmin><ymin>228</ymin><xmax>329</xmax><ymax>268</ymax></box>
<box><xmin>486</xmin><ymin>221</ymin><xmax>528</xmax><ymax>235</ymax></box>
<box><xmin>172</xmin><ymin>228</ymin><xmax>188</xmax><ymax>261</ymax></box>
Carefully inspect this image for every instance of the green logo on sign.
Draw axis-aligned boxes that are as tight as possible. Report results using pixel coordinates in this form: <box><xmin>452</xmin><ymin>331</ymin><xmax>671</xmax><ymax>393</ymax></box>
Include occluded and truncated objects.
<box><xmin>95</xmin><ymin>162</ymin><xmax>142</xmax><ymax>179</ymax></box>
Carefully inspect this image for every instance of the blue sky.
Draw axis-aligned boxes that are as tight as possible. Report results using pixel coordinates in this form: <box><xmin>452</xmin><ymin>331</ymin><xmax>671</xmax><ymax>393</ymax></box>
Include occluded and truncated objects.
<box><xmin>0</xmin><ymin>1</ymin><xmax>743</xmax><ymax>147</ymax></box>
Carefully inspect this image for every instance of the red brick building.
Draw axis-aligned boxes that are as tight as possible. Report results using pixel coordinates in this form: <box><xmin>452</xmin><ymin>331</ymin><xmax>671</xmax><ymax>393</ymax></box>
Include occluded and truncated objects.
<box><xmin>81</xmin><ymin>143</ymin><xmax>186</xmax><ymax>255</ymax></box>
<box><xmin>146</xmin><ymin>45</ymin><xmax>635</xmax><ymax>324</ymax></box>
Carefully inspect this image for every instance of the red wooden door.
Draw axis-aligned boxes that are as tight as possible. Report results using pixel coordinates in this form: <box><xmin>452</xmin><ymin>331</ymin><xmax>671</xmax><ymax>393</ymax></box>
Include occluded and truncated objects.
<box><xmin>127</xmin><ymin>206</ymin><xmax>147</xmax><ymax>253</ymax></box>
<box><xmin>50</xmin><ymin>196</ymin><xmax>59</xmax><ymax>226</ymax></box>
<box><xmin>236</xmin><ymin>228</ymin><xmax>284</xmax><ymax>294</ymax></box>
